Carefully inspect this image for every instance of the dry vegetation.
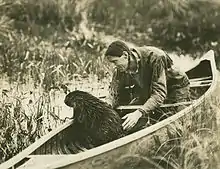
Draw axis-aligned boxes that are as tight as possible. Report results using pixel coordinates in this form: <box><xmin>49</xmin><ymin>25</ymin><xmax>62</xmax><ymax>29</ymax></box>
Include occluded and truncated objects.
<box><xmin>117</xmin><ymin>88</ymin><xmax>220</xmax><ymax>169</ymax></box>
<box><xmin>0</xmin><ymin>0</ymin><xmax>220</xmax><ymax>168</ymax></box>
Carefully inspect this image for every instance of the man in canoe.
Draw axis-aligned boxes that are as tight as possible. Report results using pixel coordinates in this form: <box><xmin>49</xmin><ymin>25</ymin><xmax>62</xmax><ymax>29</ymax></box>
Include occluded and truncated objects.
<box><xmin>105</xmin><ymin>40</ymin><xmax>190</xmax><ymax>132</ymax></box>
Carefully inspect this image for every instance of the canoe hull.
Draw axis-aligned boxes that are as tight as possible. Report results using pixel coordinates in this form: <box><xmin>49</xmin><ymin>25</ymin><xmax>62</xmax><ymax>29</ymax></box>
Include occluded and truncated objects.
<box><xmin>1</xmin><ymin>50</ymin><xmax>218</xmax><ymax>169</ymax></box>
<box><xmin>19</xmin><ymin>51</ymin><xmax>219</xmax><ymax>169</ymax></box>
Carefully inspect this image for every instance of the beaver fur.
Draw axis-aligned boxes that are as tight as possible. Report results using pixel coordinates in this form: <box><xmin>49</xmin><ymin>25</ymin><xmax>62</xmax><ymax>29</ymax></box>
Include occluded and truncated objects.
<box><xmin>64</xmin><ymin>90</ymin><xmax>125</xmax><ymax>148</ymax></box>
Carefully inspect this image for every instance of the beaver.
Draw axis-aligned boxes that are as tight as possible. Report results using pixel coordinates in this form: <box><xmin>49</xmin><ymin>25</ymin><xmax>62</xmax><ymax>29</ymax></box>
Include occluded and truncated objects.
<box><xmin>64</xmin><ymin>90</ymin><xmax>125</xmax><ymax>148</ymax></box>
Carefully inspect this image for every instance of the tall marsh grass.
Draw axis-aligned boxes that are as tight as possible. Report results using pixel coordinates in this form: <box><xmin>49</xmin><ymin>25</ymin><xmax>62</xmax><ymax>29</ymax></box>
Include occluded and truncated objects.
<box><xmin>0</xmin><ymin>81</ymin><xmax>63</xmax><ymax>162</ymax></box>
<box><xmin>0</xmin><ymin>31</ymin><xmax>109</xmax><ymax>90</ymax></box>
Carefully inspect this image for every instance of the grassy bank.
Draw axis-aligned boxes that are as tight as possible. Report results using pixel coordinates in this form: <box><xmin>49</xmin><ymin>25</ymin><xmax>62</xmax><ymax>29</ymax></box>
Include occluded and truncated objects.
<box><xmin>1</xmin><ymin>0</ymin><xmax>220</xmax><ymax>88</ymax></box>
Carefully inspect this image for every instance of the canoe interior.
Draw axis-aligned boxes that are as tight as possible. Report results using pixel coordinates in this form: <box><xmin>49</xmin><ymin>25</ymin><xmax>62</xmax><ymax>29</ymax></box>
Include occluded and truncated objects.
<box><xmin>187</xmin><ymin>59</ymin><xmax>212</xmax><ymax>100</ymax></box>
<box><xmin>186</xmin><ymin>59</ymin><xmax>212</xmax><ymax>79</ymax></box>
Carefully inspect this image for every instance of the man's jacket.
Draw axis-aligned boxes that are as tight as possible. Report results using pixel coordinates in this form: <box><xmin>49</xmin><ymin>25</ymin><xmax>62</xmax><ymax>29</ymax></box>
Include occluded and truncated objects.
<box><xmin>107</xmin><ymin>46</ymin><xmax>190</xmax><ymax>114</ymax></box>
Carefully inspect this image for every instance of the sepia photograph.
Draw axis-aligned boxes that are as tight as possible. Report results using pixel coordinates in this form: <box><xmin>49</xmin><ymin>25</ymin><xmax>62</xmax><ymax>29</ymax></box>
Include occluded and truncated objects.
<box><xmin>0</xmin><ymin>0</ymin><xmax>220</xmax><ymax>168</ymax></box>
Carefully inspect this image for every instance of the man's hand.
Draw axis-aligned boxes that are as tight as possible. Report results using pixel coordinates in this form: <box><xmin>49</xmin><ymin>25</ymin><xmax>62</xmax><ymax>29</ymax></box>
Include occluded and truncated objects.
<box><xmin>122</xmin><ymin>109</ymin><xmax>142</xmax><ymax>130</ymax></box>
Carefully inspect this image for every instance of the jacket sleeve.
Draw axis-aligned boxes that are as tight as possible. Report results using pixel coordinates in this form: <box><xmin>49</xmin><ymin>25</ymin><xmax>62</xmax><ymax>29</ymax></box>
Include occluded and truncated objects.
<box><xmin>141</xmin><ymin>55</ymin><xmax>167</xmax><ymax>113</ymax></box>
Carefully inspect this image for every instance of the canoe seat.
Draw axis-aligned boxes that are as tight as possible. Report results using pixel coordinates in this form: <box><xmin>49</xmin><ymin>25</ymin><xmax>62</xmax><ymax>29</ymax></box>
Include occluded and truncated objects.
<box><xmin>189</xmin><ymin>76</ymin><xmax>212</xmax><ymax>88</ymax></box>
<box><xmin>189</xmin><ymin>76</ymin><xmax>212</xmax><ymax>82</ymax></box>
<box><xmin>117</xmin><ymin>100</ymin><xmax>194</xmax><ymax>110</ymax></box>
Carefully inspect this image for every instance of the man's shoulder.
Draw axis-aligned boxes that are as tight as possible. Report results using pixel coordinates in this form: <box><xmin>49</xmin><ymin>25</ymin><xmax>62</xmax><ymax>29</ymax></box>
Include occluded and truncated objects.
<box><xmin>135</xmin><ymin>46</ymin><xmax>166</xmax><ymax>63</ymax></box>
<box><xmin>138</xmin><ymin>46</ymin><xmax>166</xmax><ymax>56</ymax></box>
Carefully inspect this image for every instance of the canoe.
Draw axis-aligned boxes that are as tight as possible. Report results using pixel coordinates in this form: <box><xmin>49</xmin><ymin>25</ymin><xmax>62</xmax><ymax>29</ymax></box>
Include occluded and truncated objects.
<box><xmin>0</xmin><ymin>50</ymin><xmax>218</xmax><ymax>169</ymax></box>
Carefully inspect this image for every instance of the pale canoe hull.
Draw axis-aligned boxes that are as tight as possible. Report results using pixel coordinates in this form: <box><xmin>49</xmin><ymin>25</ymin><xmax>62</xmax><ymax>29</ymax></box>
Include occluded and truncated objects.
<box><xmin>1</xmin><ymin>50</ymin><xmax>219</xmax><ymax>169</ymax></box>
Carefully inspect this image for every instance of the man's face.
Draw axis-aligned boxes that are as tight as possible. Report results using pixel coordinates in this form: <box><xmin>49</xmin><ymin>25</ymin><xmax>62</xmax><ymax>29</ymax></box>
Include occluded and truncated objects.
<box><xmin>106</xmin><ymin>51</ymin><xmax>129</xmax><ymax>72</ymax></box>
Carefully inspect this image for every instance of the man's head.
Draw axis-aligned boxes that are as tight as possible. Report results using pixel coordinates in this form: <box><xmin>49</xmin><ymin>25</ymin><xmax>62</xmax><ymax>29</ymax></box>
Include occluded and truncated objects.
<box><xmin>105</xmin><ymin>40</ymin><xmax>131</xmax><ymax>72</ymax></box>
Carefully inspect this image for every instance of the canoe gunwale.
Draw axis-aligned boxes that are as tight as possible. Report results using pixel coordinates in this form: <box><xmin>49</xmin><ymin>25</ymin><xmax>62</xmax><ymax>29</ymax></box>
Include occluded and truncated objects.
<box><xmin>44</xmin><ymin>50</ymin><xmax>218</xmax><ymax>168</ymax></box>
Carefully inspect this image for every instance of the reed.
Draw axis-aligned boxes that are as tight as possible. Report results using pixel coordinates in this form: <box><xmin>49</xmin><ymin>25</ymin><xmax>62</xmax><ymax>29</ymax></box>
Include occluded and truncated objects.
<box><xmin>0</xmin><ymin>81</ymin><xmax>62</xmax><ymax>162</ymax></box>
<box><xmin>0</xmin><ymin>31</ymin><xmax>110</xmax><ymax>91</ymax></box>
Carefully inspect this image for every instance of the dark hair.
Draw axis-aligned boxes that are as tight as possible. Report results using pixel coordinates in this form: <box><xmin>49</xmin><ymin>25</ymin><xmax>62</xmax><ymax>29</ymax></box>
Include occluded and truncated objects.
<box><xmin>105</xmin><ymin>40</ymin><xmax>130</xmax><ymax>57</ymax></box>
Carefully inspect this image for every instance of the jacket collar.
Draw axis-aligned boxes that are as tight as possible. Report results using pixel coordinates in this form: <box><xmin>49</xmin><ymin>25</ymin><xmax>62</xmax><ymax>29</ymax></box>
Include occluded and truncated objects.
<box><xmin>129</xmin><ymin>48</ymin><xmax>145</xmax><ymax>88</ymax></box>
<box><xmin>131</xmin><ymin>47</ymin><xmax>145</xmax><ymax>71</ymax></box>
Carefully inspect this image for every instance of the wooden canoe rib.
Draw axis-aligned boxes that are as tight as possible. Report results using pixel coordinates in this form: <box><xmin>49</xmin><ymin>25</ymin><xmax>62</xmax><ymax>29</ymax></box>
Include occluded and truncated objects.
<box><xmin>0</xmin><ymin>50</ymin><xmax>218</xmax><ymax>169</ymax></box>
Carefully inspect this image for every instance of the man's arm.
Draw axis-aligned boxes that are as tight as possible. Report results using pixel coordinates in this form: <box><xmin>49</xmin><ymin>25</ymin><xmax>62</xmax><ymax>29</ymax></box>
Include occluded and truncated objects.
<box><xmin>141</xmin><ymin>68</ymin><xmax>167</xmax><ymax>114</ymax></box>
<box><xmin>122</xmin><ymin>54</ymin><xmax>167</xmax><ymax>130</ymax></box>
